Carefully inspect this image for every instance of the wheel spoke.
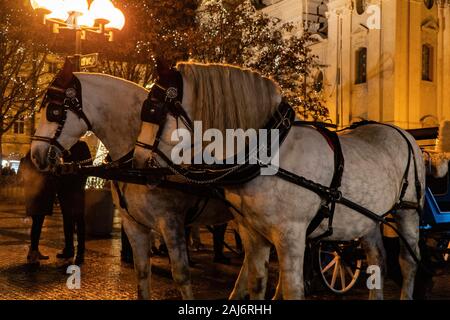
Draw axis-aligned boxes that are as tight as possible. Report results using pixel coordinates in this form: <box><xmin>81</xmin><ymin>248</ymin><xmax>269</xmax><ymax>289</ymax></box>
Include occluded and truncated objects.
<box><xmin>322</xmin><ymin>257</ymin><xmax>338</xmax><ymax>273</ymax></box>
<box><xmin>340</xmin><ymin>263</ymin><xmax>346</xmax><ymax>289</ymax></box>
<box><xmin>345</xmin><ymin>265</ymin><xmax>355</xmax><ymax>278</ymax></box>
<box><xmin>321</xmin><ymin>250</ymin><xmax>336</xmax><ymax>255</ymax></box>
<box><xmin>330</xmin><ymin>260</ymin><xmax>339</xmax><ymax>288</ymax></box>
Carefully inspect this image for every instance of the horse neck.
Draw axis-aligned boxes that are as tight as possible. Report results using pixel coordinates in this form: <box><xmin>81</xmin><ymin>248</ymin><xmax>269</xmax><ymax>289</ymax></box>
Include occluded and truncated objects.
<box><xmin>80</xmin><ymin>75</ymin><xmax>147</xmax><ymax>161</ymax></box>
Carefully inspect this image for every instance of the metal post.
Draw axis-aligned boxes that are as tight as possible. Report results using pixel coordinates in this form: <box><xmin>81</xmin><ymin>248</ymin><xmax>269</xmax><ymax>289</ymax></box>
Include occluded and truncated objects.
<box><xmin>74</xmin><ymin>29</ymin><xmax>82</xmax><ymax>72</ymax></box>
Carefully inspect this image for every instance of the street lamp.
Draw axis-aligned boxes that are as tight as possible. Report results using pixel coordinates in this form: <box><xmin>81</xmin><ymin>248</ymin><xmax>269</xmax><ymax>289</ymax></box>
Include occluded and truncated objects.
<box><xmin>30</xmin><ymin>0</ymin><xmax>125</xmax><ymax>69</ymax></box>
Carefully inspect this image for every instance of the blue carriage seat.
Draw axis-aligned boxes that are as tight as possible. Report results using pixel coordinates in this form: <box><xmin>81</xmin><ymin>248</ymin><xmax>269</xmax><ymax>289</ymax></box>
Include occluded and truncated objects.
<box><xmin>423</xmin><ymin>187</ymin><xmax>450</xmax><ymax>230</ymax></box>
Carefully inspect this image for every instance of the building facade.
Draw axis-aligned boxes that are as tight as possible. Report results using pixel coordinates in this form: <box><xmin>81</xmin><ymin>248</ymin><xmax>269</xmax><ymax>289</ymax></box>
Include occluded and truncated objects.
<box><xmin>260</xmin><ymin>0</ymin><xmax>450</xmax><ymax>129</ymax></box>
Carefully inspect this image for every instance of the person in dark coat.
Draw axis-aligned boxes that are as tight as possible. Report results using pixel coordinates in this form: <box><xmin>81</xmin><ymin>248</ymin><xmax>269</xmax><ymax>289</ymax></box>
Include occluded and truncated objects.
<box><xmin>55</xmin><ymin>141</ymin><xmax>92</xmax><ymax>265</ymax></box>
<box><xmin>18</xmin><ymin>152</ymin><xmax>56</xmax><ymax>265</ymax></box>
<box><xmin>20</xmin><ymin>141</ymin><xmax>91</xmax><ymax>266</ymax></box>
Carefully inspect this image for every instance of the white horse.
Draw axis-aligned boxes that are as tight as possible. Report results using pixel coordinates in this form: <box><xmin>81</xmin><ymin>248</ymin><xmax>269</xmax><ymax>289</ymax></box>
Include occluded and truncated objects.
<box><xmin>133</xmin><ymin>61</ymin><xmax>426</xmax><ymax>300</ymax></box>
<box><xmin>30</xmin><ymin>67</ymin><xmax>251</xmax><ymax>299</ymax></box>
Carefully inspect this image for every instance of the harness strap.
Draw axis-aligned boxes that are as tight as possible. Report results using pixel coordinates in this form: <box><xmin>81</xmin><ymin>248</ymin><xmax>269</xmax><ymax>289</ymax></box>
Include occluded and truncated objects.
<box><xmin>275</xmin><ymin>166</ymin><xmax>422</xmax><ymax>266</ymax></box>
<box><xmin>71</xmin><ymin>105</ymin><xmax>93</xmax><ymax>131</ymax></box>
<box><xmin>338</xmin><ymin>196</ymin><xmax>421</xmax><ymax>265</ymax></box>
<box><xmin>293</xmin><ymin>123</ymin><xmax>344</xmax><ymax>240</ymax></box>
<box><xmin>135</xmin><ymin>140</ymin><xmax>158</xmax><ymax>151</ymax></box>
<box><xmin>112</xmin><ymin>180</ymin><xmax>152</xmax><ymax>231</ymax></box>
<box><xmin>31</xmin><ymin>135</ymin><xmax>71</xmax><ymax>158</ymax></box>
<box><xmin>185</xmin><ymin>198</ymin><xmax>210</xmax><ymax>225</ymax></box>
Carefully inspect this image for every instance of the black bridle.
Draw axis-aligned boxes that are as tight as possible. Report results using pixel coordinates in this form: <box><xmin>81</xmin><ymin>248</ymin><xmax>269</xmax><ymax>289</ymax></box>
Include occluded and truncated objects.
<box><xmin>136</xmin><ymin>69</ymin><xmax>193</xmax><ymax>152</ymax></box>
<box><xmin>32</xmin><ymin>75</ymin><xmax>92</xmax><ymax>161</ymax></box>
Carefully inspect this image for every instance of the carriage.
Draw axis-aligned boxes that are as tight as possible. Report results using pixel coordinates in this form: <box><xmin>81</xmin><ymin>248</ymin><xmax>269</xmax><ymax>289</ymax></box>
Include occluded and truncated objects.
<box><xmin>412</xmin><ymin>127</ymin><xmax>450</xmax><ymax>265</ymax></box>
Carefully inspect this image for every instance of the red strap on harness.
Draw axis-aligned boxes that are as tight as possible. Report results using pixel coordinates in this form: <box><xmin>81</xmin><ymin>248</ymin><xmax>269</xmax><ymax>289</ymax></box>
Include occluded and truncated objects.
<box><xmin>317</xmin><ymin>129</ymin><xmax>336</xmax><ymax>151</ymax></box>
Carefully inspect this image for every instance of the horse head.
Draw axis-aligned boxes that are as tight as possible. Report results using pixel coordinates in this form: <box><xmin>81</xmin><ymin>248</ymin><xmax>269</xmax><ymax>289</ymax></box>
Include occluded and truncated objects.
<box><xmin>31</xmin><ymin>61</ymin><xmax>148</xmax><ymax>171</ymax></box>
<box><xmin>31</xmin><ymin>59</ymin><xmax>91</xmax><ymax>171</ymax></box>
<box><xmin>133</xmin><ymin>63</ymin><xmax>186</xmax><ymax>169</ymax></box>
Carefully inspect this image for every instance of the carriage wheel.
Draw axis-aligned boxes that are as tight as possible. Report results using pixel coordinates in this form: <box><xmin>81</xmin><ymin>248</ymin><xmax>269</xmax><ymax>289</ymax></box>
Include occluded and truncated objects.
<box><xmin>317</xmin><ymin>241</ymin><xmax>362</xmax><ymax>294</ymax></box>
<box><xmin>438</xmin><ymin>239</ymin><xmax>450</xmax><ymax>262</ymax></box>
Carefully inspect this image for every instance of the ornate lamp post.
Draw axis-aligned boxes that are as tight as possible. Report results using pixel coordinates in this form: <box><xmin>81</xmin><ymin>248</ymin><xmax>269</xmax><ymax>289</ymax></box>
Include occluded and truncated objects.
<box><xmin>30</xmin><ymin>0</ymin><xmax>125</xmax><ymax>69</ymax></box>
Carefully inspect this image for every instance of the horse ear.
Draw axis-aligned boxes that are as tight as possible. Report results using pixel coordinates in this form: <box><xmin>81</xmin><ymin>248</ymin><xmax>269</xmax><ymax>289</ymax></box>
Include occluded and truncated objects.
<box><xmin>61</xmin><ymin>58</ymin><xmax>75</xmax><ymax>76</ymax></box>
<box><xmin>52</xmin><ymin>58</ymin><xmax>75</xmax><ymax>88</ymax></box>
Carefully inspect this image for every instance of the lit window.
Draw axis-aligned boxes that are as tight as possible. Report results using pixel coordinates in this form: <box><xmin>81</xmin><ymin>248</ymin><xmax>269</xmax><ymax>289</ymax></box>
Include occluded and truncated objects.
<box><xmin>355</xmin><ymin>47</ymin><xmax>367</xmax><ymax>84</ymax></box>
<box><xmin>13</xmin><ymin>120</ymin><xmax>25</xmax><ymax>135</ymax></box>
<box><xmin>355</xmin><ymin>0</ymin><xmax>366</xmax><ymax>15</ymax></box>
<box><xmin>422</xmin><ymin>44</ymin><xmax>433</xmax><ymax>82</ymax></box>
<box><xmin>424</xmin><ymin>0</ymin><xmax>434</xmax><ymax>10</ymax></box>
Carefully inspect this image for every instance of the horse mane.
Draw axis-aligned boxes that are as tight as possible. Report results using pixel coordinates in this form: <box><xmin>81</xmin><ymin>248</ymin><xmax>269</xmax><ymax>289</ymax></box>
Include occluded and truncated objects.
<box><xmin>73</xmin><ymin>72</ymin><xmax>148</xmax><ymax>93</ymax></box>
<box><xmin>176</xmin><ymin>62</ymin><xmax>282</xmax><ymax>131</ymax></box>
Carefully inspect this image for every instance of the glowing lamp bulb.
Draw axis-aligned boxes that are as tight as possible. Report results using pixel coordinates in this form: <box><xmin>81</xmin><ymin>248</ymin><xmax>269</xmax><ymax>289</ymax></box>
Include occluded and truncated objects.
<box><xmin>78</xmin><ymin>10</ymin><xmax>95</xmax><ymax>27</ymax></box>
<box><xmin>89</xmin><ymin>0</ymin><xmax>115</xmax><ymax>24</ymax></box>
<box><xmin>105</xmin><ymin>8</ymin><xmax>125</xmax><ymax>30</ymax></box>
<box><xmin>30</xmin><ymin>0</ymin><xmax>53</xmax><ymax>14</ymax></box>
<box><xmin>63</xmin><ymin>0</ymin><xmax>89</xmax><ymax>15</ymax></box>
<box><xmin>45</xmin><ymin>0</ymin><xmax>69</xmax><ymax>21</ymax></box>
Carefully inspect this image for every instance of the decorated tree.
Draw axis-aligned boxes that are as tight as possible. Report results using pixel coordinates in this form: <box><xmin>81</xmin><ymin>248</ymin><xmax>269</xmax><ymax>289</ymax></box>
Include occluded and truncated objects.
<box><xmin>109</xmin><ymin>0</ymin><xmax>327</xmax><ymax>118</ymax></box>
<box><xmin>194</xmin><ymin>0</ymin><xmax>327</xmax><ymax>120</ymax></box>
<box><xmin>0</xmin><ymin>0</ymin><xmax>54</xmax><ymax>162</ymax></box>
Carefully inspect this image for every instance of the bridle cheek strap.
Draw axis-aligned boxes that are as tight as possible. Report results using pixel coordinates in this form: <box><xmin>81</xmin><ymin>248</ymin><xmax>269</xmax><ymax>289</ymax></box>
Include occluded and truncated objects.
<box><xmin>70</xmin><ymin>105</ymin><xmax>93</xmax><ymax>132</ymax></box>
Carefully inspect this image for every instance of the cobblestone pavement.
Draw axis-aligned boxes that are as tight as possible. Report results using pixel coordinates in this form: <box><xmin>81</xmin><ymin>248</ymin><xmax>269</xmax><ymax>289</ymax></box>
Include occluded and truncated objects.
<box><xmin>0</xmin><ymin>204</ymin><xmax>449</xmax><ymax>300</ymax></box>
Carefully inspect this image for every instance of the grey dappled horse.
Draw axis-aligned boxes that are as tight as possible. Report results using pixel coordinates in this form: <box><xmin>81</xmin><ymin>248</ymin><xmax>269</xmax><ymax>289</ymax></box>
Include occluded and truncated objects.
<box><xmin>133</xmin><ymin>62</ymin><xmax>425</xmax><ymax>299</ymax></box>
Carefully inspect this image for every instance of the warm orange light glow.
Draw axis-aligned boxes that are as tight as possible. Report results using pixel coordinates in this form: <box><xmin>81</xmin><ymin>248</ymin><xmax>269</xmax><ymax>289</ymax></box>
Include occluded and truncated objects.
<box><xmin>64</xmin><ymin>0</ymin><xmax>89</xmax><ymax>15</ymax></box>
<box><xmin>89</xmin><ymin>0</ymin><xmax>115</xmax><ymax>24</ymax></box>
<box><xmin>78</xmin><ymin>11</ymin><xmax>95</xmax><ymax>28</ymax></box>
<box><xmin>30</xmin><ymin>0</ymin><xmax>52</xmax><ymax>12</ymax></box>
<box><xmin>30</xmin><ymin>0</ymin><xmax>125</xmax><ymax>37</ymax></box>
<box><xmin>30</xmin><ymin>0</ymin><xmax>40</xmax><ymax>10</ymax></box>
<box><xmin>105</xmin><ymin>8</ymin><xmax>125</xmax><ymax>30</ymax></box>
<box><xmin>45</xmin><ymin>1</ymin><xmax>69</xmax><ymax>21</ymax></box>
